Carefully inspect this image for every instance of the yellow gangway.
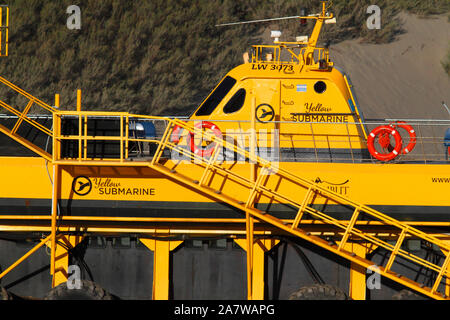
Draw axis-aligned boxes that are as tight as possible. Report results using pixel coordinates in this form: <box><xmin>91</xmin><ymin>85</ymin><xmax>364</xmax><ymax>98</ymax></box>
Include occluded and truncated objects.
<box><xmin>143</xmin><ymin>116</ymin><xmax>450</xmax><ymax>300</ymax></box>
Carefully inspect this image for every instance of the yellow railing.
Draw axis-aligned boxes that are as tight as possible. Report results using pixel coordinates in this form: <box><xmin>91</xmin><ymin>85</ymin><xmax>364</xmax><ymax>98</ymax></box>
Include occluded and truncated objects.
<box><xmin>148</xmin><ymin>118</ymin><xmax>450</xmax><ymax>299</ymax></box>
<box><xmin>251</xmin><ymin>44</ymin><xmax>331</xmax><ymax>67</ymax></box>
<box><xmin>0</xmin><ymin>5</ymin><xmax>9</xmax><ymax>57</ymax></box>
<box><xmin>49</xmin><ymin>112</ymin><xmax>450</xmax><ymax>299</ymax></box>
<box><xmin>0</xmin><ymin>75</ymin><xmax>57</xmax><ymax>160</ymax></box>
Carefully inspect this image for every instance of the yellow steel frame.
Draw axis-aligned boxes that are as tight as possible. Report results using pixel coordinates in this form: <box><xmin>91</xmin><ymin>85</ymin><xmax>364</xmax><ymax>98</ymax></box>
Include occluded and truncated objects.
<box><xmin>0</xmin><ymin>5</ymin><xmax>8</xmax><ymax>57</ymax></box>
<box><xmin>18</xmin><ymin>109</ymin><xmax>443</xmax><ymax>299</ymax></box>
<box><xmin>0</xmin><ymin>2</ymin><xmax>448</xmax><ymax>298</ymax></box>
<box><xmin>235</xmin><ymin>238</ymin><xmax>280</xmax><ymax>300</ymax></box>
<box><xmin>141</xmin><ymin>237</ymin><xmax>183</xmax><ymax>300</ymax></box>
<box><xmin>0</xmin><ymin>98</ymin><xmax>449</xmax><ymax>298</ymax></box>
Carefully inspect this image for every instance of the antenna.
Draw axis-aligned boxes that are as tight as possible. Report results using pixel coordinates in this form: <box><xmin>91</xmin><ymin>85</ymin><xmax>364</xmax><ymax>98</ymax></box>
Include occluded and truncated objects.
<box><xmin>215</xmin><ymin>15</ymin><xmax>303</xmax><ymax>27</ymax></box>
<box><xmin>215</xmin><ymin>1</ymin><xmax>335</xmax><ymax>30</ymax></box>
<box><xmin>442</xmin><ymin>101</ymin><xmax>450</xmax><ymax>118</ymax></box>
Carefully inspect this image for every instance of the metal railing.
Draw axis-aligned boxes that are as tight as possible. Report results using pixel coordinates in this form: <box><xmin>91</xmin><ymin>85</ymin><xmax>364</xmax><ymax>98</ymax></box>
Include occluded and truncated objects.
<box><xmin>37</xmin><ymin>114</ymin><xmax>449</xmax><ymax>165</ymax></box>
<box><xmin>251</xmin><ymin>44</ymin><xmax>330</xmax><ymax>67</ymax></box>
<box><xmin>1</xmin><ymin>112</ymin><xmax>448</xmax><ymax>165</ymax></box>
<box><xmin>1</xmin><ymin>111</ymin><xmax>450</xmax><ymax>298</ymax></box>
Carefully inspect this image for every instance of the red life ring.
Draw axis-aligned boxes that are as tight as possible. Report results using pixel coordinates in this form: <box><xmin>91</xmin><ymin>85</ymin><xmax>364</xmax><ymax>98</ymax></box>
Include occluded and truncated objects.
<box><xmin>367</xmin><ymin>125</ymin><xmax>403</xmax><ymax>162</ymax></box>
<box><xmin>187</xmin><ymin>121</ymin><xmax>222</xmax><ymax>158</ymax></box>
<box><xmin>390</xmin><ymin>121</ymin><xmax>417</xmax><ymax>154</ymax></box>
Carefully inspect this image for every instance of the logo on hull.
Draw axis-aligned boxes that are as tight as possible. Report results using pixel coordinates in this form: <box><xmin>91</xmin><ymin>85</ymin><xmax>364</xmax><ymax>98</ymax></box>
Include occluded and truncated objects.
<box><xmin>72</xmin><ymin>176</ymin><xmax>93</xmax><ymax>196</ymax></box>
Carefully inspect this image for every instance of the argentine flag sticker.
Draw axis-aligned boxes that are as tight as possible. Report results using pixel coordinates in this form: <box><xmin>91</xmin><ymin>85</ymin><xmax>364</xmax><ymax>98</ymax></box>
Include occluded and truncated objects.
<box><xmin>296</xmin><ymin>84</ymin><xmax>307</xmax><ymax>92</ymax></box>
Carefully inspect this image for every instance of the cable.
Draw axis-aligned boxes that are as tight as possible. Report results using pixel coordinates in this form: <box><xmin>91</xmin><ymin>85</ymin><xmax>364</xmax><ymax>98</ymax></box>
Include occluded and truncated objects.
<box><xmin>277</xmin><ymin>237</ymin><xmax>325</xmax><ymax>285</ymax></box>
<box><xmin>56</xmin><ymin>239</ymin><xmax>94</xmax><ymax>282</ymax></box>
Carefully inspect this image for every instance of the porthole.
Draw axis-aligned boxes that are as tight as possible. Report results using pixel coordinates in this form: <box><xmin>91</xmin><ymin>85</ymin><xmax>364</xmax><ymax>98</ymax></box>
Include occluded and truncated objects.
<box><xmin>314</xmin><ymin>81</ymin><xmax>327</xmax><ymax>94</ymax></box>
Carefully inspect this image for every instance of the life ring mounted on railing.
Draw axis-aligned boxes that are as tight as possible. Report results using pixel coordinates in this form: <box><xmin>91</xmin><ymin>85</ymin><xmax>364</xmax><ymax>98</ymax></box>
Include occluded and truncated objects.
<box><xmin>367</xmin><ymin>121</ymin><xmax>417</xmax><ymax>162</ymax></box>
<box><xmin>187</xmin><ymin>121</ymin><xmax>222</xmax><ymax>158</ymax></box>
<box><xmin>367</xmin><ymin>125</ymin><xmax>403</xmax><ymax>162</ymax></box>
<box><xmin>389</xmin><ymin>121</ymin><xmax>417</xmax><ymax>155</ymax></box>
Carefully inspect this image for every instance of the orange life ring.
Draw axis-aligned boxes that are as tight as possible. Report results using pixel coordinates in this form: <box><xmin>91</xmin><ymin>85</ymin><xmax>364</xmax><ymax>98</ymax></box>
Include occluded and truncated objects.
<box><xmin>390</xmin><ymin>121</ymin><xmax>417</xmax><ymax>154</ymax></box>
<box><xmin>367</xmin><ymin>125</ymin><xmax>403</xmax><ymax>162</ymax></box>
<box><xmin>187</xmin><ymin>121</ymin><xmax>222</xmax><ymax>158</ymax></box>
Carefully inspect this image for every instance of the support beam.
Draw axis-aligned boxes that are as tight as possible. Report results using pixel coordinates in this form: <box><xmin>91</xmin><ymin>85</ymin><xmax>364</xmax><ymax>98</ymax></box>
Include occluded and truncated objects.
<box><xmin>438</xmin><ymin>241</ymin><xmax>450</xmax><ymax>297</ymax></box>
<box><xmin>341</xmin><ymin>242</ymin><xmax>378</xmax><ymax>300</ymax></box>
<box><xmin>49</xmin><ymin>235</ymin><xmax>85</xmax><ymax>287</ymax></box>
<box><xmin>50</xmin><ymin>164</ymin><xmax>60</xmax><ymax>285</ymax></box>
<box><xmin>235</xmin><ymin>238</ymin><xmax>279</xmax><ymax>300</ymax></box>
<box><xmin>77</xmin><ymin>89</ymin><xmax>82</xmax><ymax>112</ymax></box>
<box><xmin>347</xmin><ymin>243</ymin><xmax>367</xmax><ymax>300</ymax></box>
<box><xmin>141</xmin><ymin>237</ymin><xmax>182</xmax><ymax>300</ymax></box>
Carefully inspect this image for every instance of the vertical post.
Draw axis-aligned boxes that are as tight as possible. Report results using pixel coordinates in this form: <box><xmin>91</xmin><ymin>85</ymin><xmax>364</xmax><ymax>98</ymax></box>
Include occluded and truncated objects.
<box><xmin>52</xmin><ymin>111</ymin><xmax>58</xmax><ymax>162</ymax></box>
<box><xmin>77</xmin><ymin>89</ymin><xmax>82</xmax><ymax>112</ymax></box>
<box><xmin>52</xmin><ymin>235</ymin><xmax>84</xmax><ymax>288</ymax></box>
<box><xmin>250</xmin><ymin>96</ymin><xmax>257</xmax><ymax>180</ymax></box>
<box><xmin>120</xmin><ymin>116</ymin><xmax>124</xmax><ymax>162</ymax></box>
<box><xmin>50</xmin><ymin>164</ymin><xmax>60</xmax><ymax>286</ymax></box>
<box><xmin>0</xmin><ymin>7</ymin><xmax>3</xmax><ymax>55</ymax></box>
<box><xmin>5</xmin><ymin>6</ymin><xmax>8</xmax><ymax>57</ymax></box>
<box><xmin>83</xmin><ymin>115</ymin><xmax>88</xmax><ymax>160</ymax></box>
<box><xmin>440</xmin><ymin>241</ymin><xmax>450</xmax><ymax>298</ymax></box>
<box><xmin>125</xmin><ymin>115</ymin><xmax>129</xmax><ymax>159</ymax></box>
<box><xmin>235</xmin><ymin>239</ymin><xmax>280</xmax><ymax>300</ymax></box>
<box><xmin>54</xmin><ymin>112</ymin><xmax>61</xmax><ymax>161</ymax></box>
<box><xmin>446</xmin><ymin>256</ymin><xmax>450</xmax><ymax>298</ymax></box>
<box><xmin>246</xmin><ymin>213</ymin><xmax>254</xmax><ymax>300</ymax></box>
<box><xmin>344</xmin><ymin>243</ymin><xmax>367</xmax><ymax>300</ymax></box>
<box><xmin>246</xmin><ymin>95</ymin><xmax>257</xmax><ymax>300</ymax></box>
<box><xmin>54</xmin><ymin>94</ymin><xmax>60</xmax><ymax>109</ymax></box>
<box><xmin>140</xmin><ymin>237</ymin><xmax>182</xmax><ymax>300</ymax></box>
<box><xmin>78</xmin><ymin>114</ymin><xmax>82</xmax><ymax>161</ymax></box>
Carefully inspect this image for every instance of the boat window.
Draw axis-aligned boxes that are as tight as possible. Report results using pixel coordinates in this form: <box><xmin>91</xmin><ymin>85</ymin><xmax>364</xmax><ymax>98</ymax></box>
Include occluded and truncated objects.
<box><xmin>195</xmin><ymin>76</ymin><xmax>237</xmax><ymax>116</ymax></box>
<box><xmin>314</xmin><ymin>81</ymin><xmax>327</xmax><ymax>94</ymax></box>
<box><xmin>223</xmin><ymin>88</ymin><xmax>246</xmax><ymax>114</ymax></box>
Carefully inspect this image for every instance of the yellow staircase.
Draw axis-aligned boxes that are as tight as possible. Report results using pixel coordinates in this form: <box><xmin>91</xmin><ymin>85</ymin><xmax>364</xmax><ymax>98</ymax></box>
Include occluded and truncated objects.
<box><xmin>1</xmin><ymin>84</ymin><xmax>450</xmax><ymax>299</ymax></box>
<box><xmin>0</xmin><ymin>76</ymin><xmax>56</xmax><ymax>161</ymax></box>
<box><xmin>147</xmin><ymin>119</ymin><xmax>450</xmax><ymax>300</ymax></box>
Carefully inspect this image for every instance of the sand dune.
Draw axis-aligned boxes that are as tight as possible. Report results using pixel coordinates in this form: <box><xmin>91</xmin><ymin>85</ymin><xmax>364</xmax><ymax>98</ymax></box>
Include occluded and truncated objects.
<box><xmin>331</xmin><ymin>13</ymin><xmax>450</xmax><ymax>120</ymax></box>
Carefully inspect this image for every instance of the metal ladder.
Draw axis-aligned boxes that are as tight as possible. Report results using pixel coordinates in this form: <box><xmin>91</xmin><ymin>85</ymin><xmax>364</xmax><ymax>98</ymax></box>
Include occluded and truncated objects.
<box><xmin>0</xmin><ymin>75</ymin><xmax>56</xmax><ymax>161</ymax></box>
<box><xmin>148</xmin><ymin>119</ymin><xmax>450</xmax><ymax>300</ymax></box>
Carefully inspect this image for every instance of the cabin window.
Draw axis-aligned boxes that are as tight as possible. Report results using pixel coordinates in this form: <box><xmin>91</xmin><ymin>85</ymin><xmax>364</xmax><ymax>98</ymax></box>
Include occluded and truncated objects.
<box><xmin>223</xmin><ymin>88</ymin><xmax>246</xmax><ymax>114</ymax></box>
<box><xmin>314</xmin><ymin>81</ymin><xmax>327</xmax><ymax>94</ymax></box>
<box><xmin>195</xmin><ymin>76</ymin><xmax>237</xmax><ymax>116</ymax></box>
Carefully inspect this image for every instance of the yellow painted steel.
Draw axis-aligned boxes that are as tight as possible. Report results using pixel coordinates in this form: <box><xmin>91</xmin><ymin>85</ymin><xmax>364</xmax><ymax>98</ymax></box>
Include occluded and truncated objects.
<box><xmin>0</xmin><ymin>112</ymin><xmax>449</xmax><ymax>298</ymax></box>
<box><xmin>50</xmin><ymin>164</ymin><xmax>60</xmax><ymax>279</ymax></box>
<box><xmin>0</xmin><ymin>6</ymin><xmax>9</xmax><ymax>57</ymax></box>
<box><xmin>55</xmin><ymin>94</ymin><xmax>60</xmax><ymax>108</ymax></box>
<box><xmin>139</xmin><ymin>118</ymin><xmax>450</xmax><ymax>300</ymax></box>
<box><xmin>47</xmin><ymin>235</ymin><xmax>85</xmax><ymax>287</ymax></box>
<box><xmin>77</xmin><ymin>89</ymin><xmax>82</xmax><ymax>112</ymax></box>
<box><xmin>2</xmin><ymin>157</ymin><xmax>448</xmax><ymax>213</ymax></box>
<box><xmin>140</xmin><ymin>237</ymin><xmax>183</xmax><ymax>300</ymax></box>
<box><xmin>344</xmin><ymin>243</ymin><xmax>370</xmax><ymax>300</ymax></box>
<box><xmin>0</xmin><ymin>1</ymin><xmax>449</xmax><ymax>300</ymax></box>
<box><xmin>0</xmin><ymin>234</ymin><xmax>54</xmax><ymax>281</ymax></box>
<box><xmin>235</xmin><ymin>238</ymin><xmax>280</xmax><ymax>300</ymax></box>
